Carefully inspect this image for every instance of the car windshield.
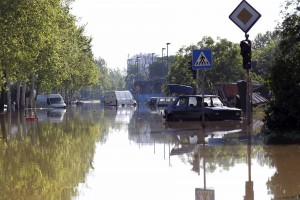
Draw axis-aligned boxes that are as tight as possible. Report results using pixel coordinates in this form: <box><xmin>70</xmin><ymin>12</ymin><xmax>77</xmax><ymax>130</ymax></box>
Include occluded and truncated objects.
<box><xmin>50</xmin><ymin>97</ymin><xmax>63</xmax><ymax>104</ymax></box>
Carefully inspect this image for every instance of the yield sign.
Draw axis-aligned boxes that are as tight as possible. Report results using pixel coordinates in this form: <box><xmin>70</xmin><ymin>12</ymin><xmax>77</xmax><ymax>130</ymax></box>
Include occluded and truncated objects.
<box><xmin>229</xmin><ymin>0</ymin><xmax>261</xmax><ymax>33</ymax></box>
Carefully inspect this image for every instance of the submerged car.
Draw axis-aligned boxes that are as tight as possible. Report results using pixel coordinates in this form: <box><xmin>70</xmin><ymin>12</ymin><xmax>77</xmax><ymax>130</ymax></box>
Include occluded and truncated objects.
<box><xmin>156</xmin><ymin>97</ymin><xmax>176</xmax><ymax>107</ymax></box>
<box><xmin>147</xmin><ymin>97</ymin><xmax>158</xmax><ymax>106</ymax></box>
<box><xmin>163</xmin><ymin>95</ymin><xmax>242</xmax><ymax>121</ymax></box>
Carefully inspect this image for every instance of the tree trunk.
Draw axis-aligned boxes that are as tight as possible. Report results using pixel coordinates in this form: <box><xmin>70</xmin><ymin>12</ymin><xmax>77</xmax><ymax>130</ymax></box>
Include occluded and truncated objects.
<box><xmin>16</xmin><ymin>81</ymin><xmax>20</xmax><ymax>110</ymax></box>
<box><xmin>29</xmin><ymin>72</ymin><xmax>35</xmax><ymax>108</ymax></box>
<box><xmin>6</xmin><ymin>70</ymin><xmax>11</xmax><ymax>112</ymax></box>
<box><xmin>20</xmin><ymin>80</ymin><xmax>26</xmax><ymax>109</ymax></box>
<box><xmin>0</xmin><ymin>86</ymin><xmax>5</xmax><ymax>111</ymax></box>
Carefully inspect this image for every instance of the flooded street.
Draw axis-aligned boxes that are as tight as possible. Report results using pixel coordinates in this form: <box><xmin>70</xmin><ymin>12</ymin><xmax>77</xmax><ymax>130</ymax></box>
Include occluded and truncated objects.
<box><xmin>1</xmin><ymin>103</ymin><xmax>300</xmax><ymax>200</ymax></box>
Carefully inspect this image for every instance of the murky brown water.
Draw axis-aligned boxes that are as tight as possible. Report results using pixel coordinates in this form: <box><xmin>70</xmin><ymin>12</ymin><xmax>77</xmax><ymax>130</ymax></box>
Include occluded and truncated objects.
<box><xmin>1</xmin><ymin>104</ymin><xmax>300</xmax><ymax>200</ymax></box>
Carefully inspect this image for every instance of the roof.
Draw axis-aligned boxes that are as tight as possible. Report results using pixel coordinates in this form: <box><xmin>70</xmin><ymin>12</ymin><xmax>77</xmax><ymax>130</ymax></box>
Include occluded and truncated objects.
<box><xmin>252</xmin><ymin>92</ymin><xmax>268</xmax><ymax>105</ymax></box>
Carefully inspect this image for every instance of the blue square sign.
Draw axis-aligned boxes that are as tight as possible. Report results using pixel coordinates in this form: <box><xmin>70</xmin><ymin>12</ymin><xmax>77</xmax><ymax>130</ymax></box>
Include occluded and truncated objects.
<box><xmin>192</xmin><ymin>49</ymin><xmax>212</xmax><ymax>70</ymax></box>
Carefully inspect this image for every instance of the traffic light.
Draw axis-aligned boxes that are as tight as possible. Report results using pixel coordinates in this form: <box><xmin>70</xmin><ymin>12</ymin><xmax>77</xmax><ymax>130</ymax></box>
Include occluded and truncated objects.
<box><xmin>240</xmin><ymin>40</ymin><xmax>252</xmax><ymax>69</ymax></box>
<box><xmin>188</xmin><ymin>60</ymin><xmax>197</xmax><ymax>79</ymax></box>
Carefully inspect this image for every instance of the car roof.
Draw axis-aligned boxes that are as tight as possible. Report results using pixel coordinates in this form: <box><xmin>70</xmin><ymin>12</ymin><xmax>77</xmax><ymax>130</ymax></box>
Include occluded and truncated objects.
<box><xmin>178</xmin><ymin>94</ymin><xmax>219</xmax><ymax>97</ymax></box>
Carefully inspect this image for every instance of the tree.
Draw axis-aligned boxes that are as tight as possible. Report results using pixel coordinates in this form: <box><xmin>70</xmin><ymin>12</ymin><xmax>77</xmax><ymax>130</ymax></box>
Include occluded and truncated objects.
<box><xmin>204</xmin><ymin>38</ymin><xmax>245</xmax><ymax>90</ymax></box>
<box><xmin>264</xmin><ymin>0</ymin><xmax>300</xmax><ymax>131</ymax></box>
<box><xmin>251</xmin><ymin>31</ymin><xmax>280</xmax><ymax>80</ymax></box>
<box><xmin>78</xmin><ymin>57</ymin><xmax>126</xmax><ymax>100</ymax></box>
<box><xmin>0</xmin><ymin>0</ymin><xmax>100</xmax><ymax>108</ymax></box>
<box><xmin>166</xmin><ymin>45</ymin><xmax>197</xmax><ymax>93</ymax></box>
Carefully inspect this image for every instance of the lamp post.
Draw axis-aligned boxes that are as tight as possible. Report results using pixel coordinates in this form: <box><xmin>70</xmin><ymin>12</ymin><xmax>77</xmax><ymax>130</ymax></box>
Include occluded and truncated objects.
<box><xmin>136</xmin><ymin>56</ymin><xmax>140</xmax><ymax>81</ymax></box>
<box><xmin>135</xmin><ymin>56</ymin><xmax>140</xmax><ymax>104</ymax></box>
<box><xmin>162</xmin><ymin>48</ymin><xmax>165</xmax><ymax>80</ymax></box>
<box><xmin>166</xmin><ymin>43</ymin><xmax>171</xmax><ymax>76</ymax></box>
<box><xmin>151</xmin><ymin>53</ymin><xmax>155</xmax><ymax>64</ymax></box>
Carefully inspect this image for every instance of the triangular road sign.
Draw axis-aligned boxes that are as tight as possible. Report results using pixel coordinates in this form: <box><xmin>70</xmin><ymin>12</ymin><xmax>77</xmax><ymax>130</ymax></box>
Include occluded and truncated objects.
<box><xmin>194</xmin><ymin>51</ymin><xmax>210</xmax><ymax>66</ymax></box>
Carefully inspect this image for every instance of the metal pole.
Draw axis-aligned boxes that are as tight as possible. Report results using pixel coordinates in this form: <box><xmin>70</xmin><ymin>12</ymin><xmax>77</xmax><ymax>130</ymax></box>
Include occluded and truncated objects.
<box><xmin>137</xmin><ymin>58</ymin><xmax>139</xmax><ymax>83</ymax></box>
<box><xmin>196</xmin><ymin>70</ymin><xmax>199</xmax><ymax>94</ymax></box>
<box><xmin>166</xmin><ymin>43</ymin><xmax>171</xmax><ymax>76</ymax></box>
<box><xmin>162</xmin><ymin>48</ymin><xmax>165</xmax><ymax>80</ymax></box>
<box><xmin>151</xmin><ymin>53</ymin><xmax>155</xmax><ymax>63</ymax></box>
<box><xmin>203</xmin><ymin>129</ymin><xmax>206</xmax><ymax>190</ymax></box>
<box><xmin>136</xmin><ymin>57</ymin><xmax>139</xmax><ymax>105</ymax></box>
<box><xmin>245</xmin><ymin>33</ymin><xmax>252</xmax><ymax>125</ymax></box>
<box><xmin>246</xmin><ymin>69</ymin><xmax>251</xmax><ymax>125</ymax></box>
<box><xmin>201</xmin><ymin>71</ymin><xmax>205</xmax><ymax>128</ymax></box>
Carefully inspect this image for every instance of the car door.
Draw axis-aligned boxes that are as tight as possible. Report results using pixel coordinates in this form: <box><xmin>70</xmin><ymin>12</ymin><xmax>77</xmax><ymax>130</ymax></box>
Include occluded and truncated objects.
<box><xmin>171</xmin><ymin>96</ymin><xmax>189</xmax><ymax>119</ymax></box>
<box><xmin>186</xmin><ymin>96</ymin><xmax>201</xmax><ymax>120</ymax></box>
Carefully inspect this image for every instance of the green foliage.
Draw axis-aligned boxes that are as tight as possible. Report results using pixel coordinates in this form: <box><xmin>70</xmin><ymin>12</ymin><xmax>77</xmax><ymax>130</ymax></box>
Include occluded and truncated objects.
<box><xmin>78</xmin><ymin>57</ymin><xmax>126</xmax><ymax>99</ymax></box>
<box><xmin>149</xmin><ymin>60</ymin><xmax>165</xmax><ymax>79</ymax></box>
<box><xmin>0</xmin><ymin>0</ymin><xmax>100</xmax><ymax>99</ymax></box>
<box><xmin>205</xmin><ymin>38</ymin><xmax>245</xmax><ymax>90</ymax></box>
<box><xmin>252</xmin><ymin>31</ymin><xmax>280</xmax><ymax>81</ymax></box>
<box><xmin>264</xmin><ymin>0</ymin><xmax>300</xmax><ymax>131</ymax></box>
<box><xmin>167</xmin><ymin>46</ymin><xmax>196</xmax><ymax>91</ymax></box>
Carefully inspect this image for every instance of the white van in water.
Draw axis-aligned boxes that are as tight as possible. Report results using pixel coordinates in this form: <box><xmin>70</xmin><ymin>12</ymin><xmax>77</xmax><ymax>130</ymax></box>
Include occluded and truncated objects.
<box><xmin>36</xmin><ymin>94</ymin><xmax>66</xmax><ymax>109</ymax></box>
<box><xmin>104</xmin><ymin>91</ymin><xmax>136</xmax><ymax>106</ymax></box>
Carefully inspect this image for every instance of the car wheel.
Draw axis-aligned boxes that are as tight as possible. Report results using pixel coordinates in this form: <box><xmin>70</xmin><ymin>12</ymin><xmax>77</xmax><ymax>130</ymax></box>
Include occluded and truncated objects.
<box><xmin>167</xmin><ymin>114</ymin><xmax>178</xmax><ymax>122</ymax></box>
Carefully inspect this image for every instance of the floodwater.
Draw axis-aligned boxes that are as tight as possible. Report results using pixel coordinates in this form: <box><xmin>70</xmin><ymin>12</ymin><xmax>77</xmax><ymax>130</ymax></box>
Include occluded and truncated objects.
<box><xmin>1</xmin><ymin>103</ymin><xmax>300</xmax><ymax>200</ymax></box>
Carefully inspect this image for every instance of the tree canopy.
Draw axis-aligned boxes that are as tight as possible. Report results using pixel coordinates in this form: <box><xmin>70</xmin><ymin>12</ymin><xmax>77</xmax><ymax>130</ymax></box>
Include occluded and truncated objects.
<box><xmin>0</xmin><ymin>0</ymin><xmax>100</xmax><ymax>108</ymax></box>
<box><xmin>264</xmin><ymin>0</ymin><xmax>300</xmax><ymax>131</ymax></box>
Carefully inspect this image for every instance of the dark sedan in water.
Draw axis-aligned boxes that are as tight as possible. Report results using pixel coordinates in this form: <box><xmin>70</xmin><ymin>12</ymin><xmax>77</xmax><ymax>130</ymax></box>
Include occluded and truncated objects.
<box><xmin>163</xmin><ymin>95</ymin><xmax>242</xmax><ymax>121</ymax></box>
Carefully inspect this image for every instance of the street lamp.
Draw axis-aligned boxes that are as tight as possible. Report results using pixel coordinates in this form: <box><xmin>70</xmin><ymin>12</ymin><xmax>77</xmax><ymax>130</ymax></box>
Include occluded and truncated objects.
<box><xmin>162</xmin><ymin>48</ymin><xmax>166</xmax><ymax>78</ymax></box>
<box><xmin>151</xmin><ymin>53</ymin><xmax>155</xmax><ymax>64</ymax></box>
<box><xmin>136</xmin><ymin>56</ymin><xmax>140</xmax><ymax>83</ymax></box>
<box><xmin>135</xmin><ymin>56</ymin><xmax>140</xmax><ymax>104</ymax></box>
<box><xmin>166</xmin><ymin>43</ymin><xmax>171</xmax><ymax>77</ymax></box>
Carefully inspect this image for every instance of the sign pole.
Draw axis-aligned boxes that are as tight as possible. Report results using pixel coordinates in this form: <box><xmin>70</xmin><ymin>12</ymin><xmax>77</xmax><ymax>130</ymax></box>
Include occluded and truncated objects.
<box><xmin>245</xmin><ymin>33</ymin><xmax>252</xmax><ymax>125</ymax></box>
<box><xmin>229</xmin><ymin>0</ymin><xmax>261</xmax><ymax>125</ymax></box>
<box><xmin>202</xmin><ymin>71</ymin><xmax>205</xmax><ymax>128</ymax></box>
<box><xmin>196</xmin><ymin>69</ymin><xmax>199</xmax><ymax>94</ymax></box>
<box><xmin>192</xmin><ymin>49</ymin><xmax>212</xmax><ymax>129</ymax></box>
<box><xmin>246</xmin><ymin>69</ymin><xmax>250</xmax><ymax>124</ymax></box>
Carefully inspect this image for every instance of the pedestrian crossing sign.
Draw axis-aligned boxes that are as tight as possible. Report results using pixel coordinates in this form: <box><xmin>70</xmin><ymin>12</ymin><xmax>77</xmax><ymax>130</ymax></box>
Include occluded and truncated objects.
<box><xmin>192</xmin><ymin>49</ymin><xmax>212</xmax><ymax>70</ymax></box>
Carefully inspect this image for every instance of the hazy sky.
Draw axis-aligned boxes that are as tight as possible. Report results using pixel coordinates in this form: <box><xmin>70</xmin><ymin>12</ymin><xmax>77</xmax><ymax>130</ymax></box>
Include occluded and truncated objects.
<box><xmin>71</xmin><ymin>0</ymin><xmax>284</xmax><ymax>70</ymax></box>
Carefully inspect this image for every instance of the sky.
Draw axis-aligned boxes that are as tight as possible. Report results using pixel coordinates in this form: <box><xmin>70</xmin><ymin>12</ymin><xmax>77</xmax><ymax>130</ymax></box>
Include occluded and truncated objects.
<box><xmin>71</xmin><ymin>0</ymin><xmax>284</xmax><ymax>70</ymax></box>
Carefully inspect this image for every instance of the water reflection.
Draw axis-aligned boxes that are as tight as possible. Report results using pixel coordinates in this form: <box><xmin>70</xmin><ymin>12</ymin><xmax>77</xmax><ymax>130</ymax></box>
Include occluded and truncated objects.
<box><xmin>0</xmin><ymin>105</ymin><xmax>106</xmax><ymax>200</ymax></box>
<box><xmin>36</xmin><ymin>109</ymin><xmax>66</xmax><ymax>123</ymax></box>
<box><xmin>104</xmin><ymin>106</ymin><xmax>135</xmax><ymax>123</ymax></box>
<box><xmin>1</xmin><ymin>105</ymin><xmax>300</xmax><ymax>200</ymax></box>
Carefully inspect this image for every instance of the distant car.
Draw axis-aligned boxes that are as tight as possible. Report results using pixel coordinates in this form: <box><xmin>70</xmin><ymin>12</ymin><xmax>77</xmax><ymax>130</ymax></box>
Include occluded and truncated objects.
<box><xmin>156</xmin><ymin>97</ymin><xmax>176</xmax><ymax>107</ymax></box>
<box><xmin>104</xmin><ymin>91</ymin><xmax>136</xmax><ymax>107</ymax></box>
<box><xmin>147</xmin><ymin>97</ymin><xmax>158</xmax><ymax>106</ymax></box>
<box><xmin>36</xmin><ymin>94</ymin><xmax>66</xmax><ymax>109</ymax></box>
<box><xmin>163</xmin><ymin>95</ymin><xmax>242</xmax><ymax>121</ymax></box>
